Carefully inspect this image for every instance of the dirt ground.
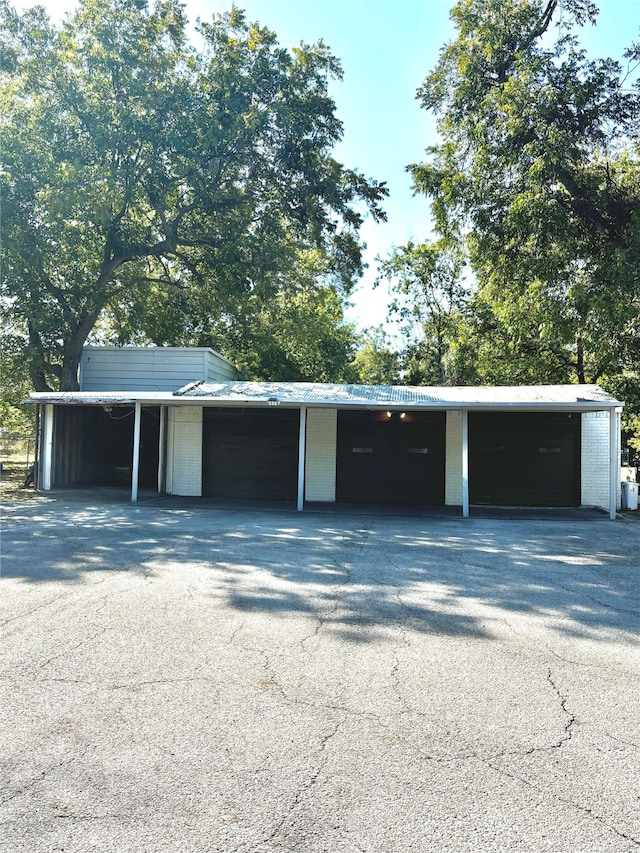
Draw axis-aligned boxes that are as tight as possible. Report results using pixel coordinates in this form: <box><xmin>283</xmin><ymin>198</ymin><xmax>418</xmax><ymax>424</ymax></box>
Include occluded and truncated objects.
<box><xmin>0</xmin><ymin>464</ymin><xmax>38</xmax><ymax>503</ymax></box>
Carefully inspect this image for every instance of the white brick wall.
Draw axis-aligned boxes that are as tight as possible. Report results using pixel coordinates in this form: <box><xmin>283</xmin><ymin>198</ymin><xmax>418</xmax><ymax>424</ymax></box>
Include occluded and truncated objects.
<box><xmin>581</xmin><ymin>411</ymin><xmax>613</xmax><ymax>510</ymax></box>
<box><xmin>445</xmin><ymin>410</ymin><xmax>463</xmax><ymax>506</ymax></box>
<box><xmin>167</xmin><ymin>406</ymin><xmax>203</xmax><ymax>496</ymax></box>
<box><xmin>305</xmin><ymin>408</ymin><xmax>337</xmax><ymax>502</ymax></box>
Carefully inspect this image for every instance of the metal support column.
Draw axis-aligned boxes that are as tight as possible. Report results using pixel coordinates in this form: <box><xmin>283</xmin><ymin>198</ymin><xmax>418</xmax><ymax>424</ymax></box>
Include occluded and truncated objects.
<box><xmin>131</xmin><ymin>401</ymin><xmax>142</xmax><ymax>503</ymax></box>
<box><xmin>34</xmin><ymin>404</ymin><xmax>41</xmax><ymax>491</ymax></box>
<box><xmin>157</xmin><ymin>405</ymin><xmax>167</xmax><ymax>494</ymax></box>
<box><xmin>462</xmin><ymin>408</ymin><xmax>469</xmax><ymax>518</ymax></box>
<box><xmin>609</xmin><ymin>407</ymin><xmax>620</xmax><ymax>520</ymax></box>
<box><xmin>297</xmin><ymin>405</ymin><xmax>307</xmax><ymax>512</ymax></box>
<box><xmin>41</xmin><ymin>404</ymin><xmax>54</xmax><ymax>491</ymax></box>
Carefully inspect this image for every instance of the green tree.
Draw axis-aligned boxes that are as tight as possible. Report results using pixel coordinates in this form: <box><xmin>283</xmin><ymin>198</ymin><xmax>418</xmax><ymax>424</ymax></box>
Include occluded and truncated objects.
<box><xmin>0</xmin><ymin>326</ymin><xmax>35</xmax><ymax>434</ymax></box>
<box><xmin>377</xmin><ymin>240</ymin><xmax>468</xmax><ymax>385</ymax></box>
<box><xmin>230</xmin><ymin>286</ymin><xmax>358</xmax><ymax>382</ymax></box>
<box><xmin>95</xmin><ymin>248</ymin><xmax>361</xmax><ymax>381</ymax></box>
<box><xmin>409</xmin><ymin>0</ymin><xmax>640</xmax><ymax>392</ymax></box>
<box><xmin>0</xmin><ymin>0</ymin><xmax>386</xmax><ymax>391</ymax></box>
<box><xmin>351</xmin><ymin>326</ymin><xmax>401</xmax><ymax>385</ymax></box>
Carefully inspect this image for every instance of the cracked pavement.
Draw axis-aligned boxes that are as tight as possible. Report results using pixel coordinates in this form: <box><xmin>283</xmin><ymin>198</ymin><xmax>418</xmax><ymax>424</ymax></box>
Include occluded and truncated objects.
<box><xmin>1</xmin><ymin>495</ymin><xmax>639</xmax><ymax>852</ymax></box>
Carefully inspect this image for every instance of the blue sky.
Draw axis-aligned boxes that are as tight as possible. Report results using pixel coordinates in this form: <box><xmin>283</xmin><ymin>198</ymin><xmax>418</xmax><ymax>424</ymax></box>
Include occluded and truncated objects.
<box><xmin>18</xmin><ymin>0</ymin><xmax>640</xmax><ymax>331</ymax></box>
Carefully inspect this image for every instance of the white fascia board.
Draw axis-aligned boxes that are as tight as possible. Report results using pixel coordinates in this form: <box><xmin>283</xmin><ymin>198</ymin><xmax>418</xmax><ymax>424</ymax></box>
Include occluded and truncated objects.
<box><xmin>431</xmin><ymin>402</ymin><xmax>625</xmax><ymax>412</ymax></box>
<box><xmin>27</xmin><ymin>391</ymin><xmax>176</xmax><ymax>406</ymax></box>
<box><xmin>177</xmin><ymin>399</ymin><xmax>624</xmax><ymax>412</ymax></box>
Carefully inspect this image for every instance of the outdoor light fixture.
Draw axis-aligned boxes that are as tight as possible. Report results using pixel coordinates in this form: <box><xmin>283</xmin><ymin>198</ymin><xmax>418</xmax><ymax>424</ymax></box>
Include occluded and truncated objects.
<box><xmin>400</xmin><ymin>412</ymin><xmax>406</xmax><ymax>419</ymax></box>
<box><xmin>386</xmin><ymin>411</ymin><xmax>392</xmax><ymax>418</ymax></box>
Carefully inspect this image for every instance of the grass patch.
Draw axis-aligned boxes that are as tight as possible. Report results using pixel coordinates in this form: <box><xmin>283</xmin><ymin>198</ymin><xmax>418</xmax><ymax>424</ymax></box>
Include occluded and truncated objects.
<box><xmin>0</xmin><ymin>464</ymin><xmax>38</xmax><ymax>502</ymax></box>
<box><xmin>0</xmin><ymin>437</ymin><xmax>37</xmax><ymax>502</ymax></box>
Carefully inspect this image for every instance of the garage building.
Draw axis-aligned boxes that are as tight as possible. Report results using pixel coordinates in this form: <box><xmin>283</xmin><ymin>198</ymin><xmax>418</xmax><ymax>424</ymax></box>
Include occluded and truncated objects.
<box><xmin>28</xmin><ymin>348</ymin><xmax>624</xmax><ymax>519</ymax></box>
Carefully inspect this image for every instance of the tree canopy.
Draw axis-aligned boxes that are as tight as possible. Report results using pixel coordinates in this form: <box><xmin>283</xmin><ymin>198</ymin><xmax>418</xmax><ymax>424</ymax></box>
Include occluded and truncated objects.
<box><xmin>377</xmin><ymin>240</ymin><xmax>468</xmax><ymax>385</ymax></box>
<box><xmin>381</xmin><ymin>0</ymin><xmax>639</xmax><ymax>446</ymax></box>
<box><xmin>0</xmin><ymin>0</ymin><xmax>386</xmax><ymax>391</ymax></box>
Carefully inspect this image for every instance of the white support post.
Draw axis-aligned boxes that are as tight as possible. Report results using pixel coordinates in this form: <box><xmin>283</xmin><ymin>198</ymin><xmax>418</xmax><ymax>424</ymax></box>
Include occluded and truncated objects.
<box><xmin>297</xmin><ymin>405</ymin><xmax>307</xmax><ymax>512</ymax></box>
<box><xmin>41</xmin><ymin>404</ymin><xmax>54</xmax><ymax>491</ymax></box>
<box><xmin>462</xmin><ymin>408</ymin><xmax>469</xmax><ymax>518</ymax></box>
<box><xmin>131</xmin><ymin>401</ymin><xmax>142</xmax><ymax>503</ymax></box>
<box><xmin>157</xmin><ymin>405</ymin><xmax>167</xmax><ymax>494</ymax></box>
<box><xmin>609</xmin><ymin>407</ymin><xmax>620</xmax><ymax>520</ymax></box>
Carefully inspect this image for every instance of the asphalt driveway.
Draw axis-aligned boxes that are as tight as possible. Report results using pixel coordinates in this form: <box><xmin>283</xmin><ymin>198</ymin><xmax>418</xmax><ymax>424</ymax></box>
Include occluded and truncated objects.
<box><xmin>1</xmin><ymin>495</ymin><xmax>639</xmax><ymax>852</ymax></box>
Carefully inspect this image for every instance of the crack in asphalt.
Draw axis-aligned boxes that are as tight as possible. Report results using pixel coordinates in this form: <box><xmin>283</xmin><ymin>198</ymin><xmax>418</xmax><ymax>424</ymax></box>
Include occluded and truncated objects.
<box><xmin>0</xmin><ymin>592</ymin><xmax>78</xmax><ymax>628</ymax></box>
<box><xmin>0</xmin><ymin>579</ymin><xmax>134</xmax><ymax>634</ymax></box>
<box><xmin>248</xmin><ymin>714</ymin><xmax>347</xmax><ymax>853</ymax></box>
<box><xmin>545</xmin><ymin>667</ymin><xmax>576</xmax><ymax>748</ymax></box>
<box><xmin>33</xmin><ymin>625</ymin><xmax>113</xmax><ymax>674</ymax></box>
<box><xmin>299</xmin><ymin>527</ymin><xmax>369</xmax><ymax>651</ymax></box>
<box><xmin>548</xmin><ymin>579</ymin><xmax>640</xmax><ymax>620</ymax></box>
<box><xmin>483</xmin><ymin>757</ymin><xmax>640</xmax><ymax>847</ymax></box>
<box><xmin>259</xmin><ymin>651</ymin><xmax>288</xmax><ymax>701</ymax></box>
<box><xmin>0</xmin><ymin>758</ymin><xmax>76</xmax><ymax>808</ymax></box>
<box><xmin>4</xmin><ymin>508</ymin><xmax>638</xmax><ymax>851</ymax></box>
<box><xmin>604</xmin><ymin>732</ymin><xmax>640</xmax><ymax>750</ymax></box>
<box><xmin>475</xmin><ymin>667</ymin><xmax>640</xmax><ymax>847</ymax></box>
<box><xmin>108</xmin><ymin>675</ymin><xmax>223</xmax><ymax>690</ymax></box>
<box><xmin>228</xmin><ymin>622</ymin><xmax>246</xmax><ymax>644</ymax></box>
<box><xmin>389</xmin><ymin>624</ymin><xmax>412</xmax><ymax>715</ymax></box>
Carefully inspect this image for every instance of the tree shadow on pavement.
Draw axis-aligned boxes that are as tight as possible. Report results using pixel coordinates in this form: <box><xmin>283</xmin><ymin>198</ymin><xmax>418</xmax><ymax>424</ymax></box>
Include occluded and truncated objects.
<box><xmin>2</xmin><ymin>496</ymin><xmax>638</xmax><ymax>645</ymax></box>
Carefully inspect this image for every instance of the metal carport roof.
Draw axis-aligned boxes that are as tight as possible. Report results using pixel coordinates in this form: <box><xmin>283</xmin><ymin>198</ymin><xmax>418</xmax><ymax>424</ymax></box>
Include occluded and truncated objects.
<box><xmin>28</xmin><ymin>381</ymin><xmax>623</xmax><ymax>410</ymax></box>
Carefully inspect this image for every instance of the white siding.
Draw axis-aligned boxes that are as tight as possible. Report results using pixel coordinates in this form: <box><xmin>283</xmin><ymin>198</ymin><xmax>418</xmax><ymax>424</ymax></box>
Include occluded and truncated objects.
<box><xmin>445</xmin><ymin>410</ymin><xmax>463</xmax><ymax>506</ymax></box>
<box><xmin>581</xmin><ymin>411</ymin><xmax>611</xmax><ymax>510</ymax></box>
<box><xmin>80</xmin><ymin>347</ymin><xmax>238</xmax><ymax>391</ymax></box>
<box><xmin>166</xmin><ymin>406</ymin><xmax>203</xmax><ymax>496</ymax></box>
<box><xmin>305</xmin><ymin>408</ymin><xmax>337</xmax><ymax>502</ymax></box>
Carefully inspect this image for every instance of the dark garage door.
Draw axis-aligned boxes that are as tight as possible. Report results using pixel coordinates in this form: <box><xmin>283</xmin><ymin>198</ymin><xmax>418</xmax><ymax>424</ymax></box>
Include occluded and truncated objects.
<box><xmin>203</xmin><ymin>408</ymin><xmax>299</xmax><ymax>501</ymax></box>
<box><xmin>336</xmin><ymin>411</ymin><xmax>445</xmax><ymax>505</ymax></box>
<box><xmin>469</xmin><ymin>412</ymin><xmax>580</xmax><ymax>507</ymax></box>
<box><xmin>53</xmin><ymin>405</ymin><xmax>160</xmax><ymax>488</ymax></box>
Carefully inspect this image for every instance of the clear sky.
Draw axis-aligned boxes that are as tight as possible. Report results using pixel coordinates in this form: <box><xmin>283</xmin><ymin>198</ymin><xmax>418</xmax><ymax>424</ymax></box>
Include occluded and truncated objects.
<box><xmin>16</xmin><ymin>0</ymin><xmax>640</xmax><ymax>332</ymax></box>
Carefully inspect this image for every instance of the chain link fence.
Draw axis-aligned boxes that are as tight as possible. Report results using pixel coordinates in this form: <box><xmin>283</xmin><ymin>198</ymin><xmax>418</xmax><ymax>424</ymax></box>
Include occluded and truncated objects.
<box><xmin>0</xmin><ymin>431</ymin><xmax>36</xmax><ymax>486</ymax></box>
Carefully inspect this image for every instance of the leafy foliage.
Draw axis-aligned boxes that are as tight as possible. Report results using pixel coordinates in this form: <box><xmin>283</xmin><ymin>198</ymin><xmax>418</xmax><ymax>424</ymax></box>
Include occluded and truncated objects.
<box><xmin>350</xmin><ymin>326</ymin><xmax>401</xmax><ymax>385</ymax></box>
<box><xmin>0</xmin><ymin>0</ymin><xmax>387</xmax><ymax>390</ymax></box>
<box><xmin>0</xmin><ymin>326</ymin><xmax>35</xmax><ymax>434</ymax></box>
<box><xmin>388</xmin><ymin>0</ymin><xmax>639</xmax><ymax>443</ymax></box>
<box><xmin>377</xmin><ymin>240</ymin><xmax>468</xmax><ymax>385</ymax></box>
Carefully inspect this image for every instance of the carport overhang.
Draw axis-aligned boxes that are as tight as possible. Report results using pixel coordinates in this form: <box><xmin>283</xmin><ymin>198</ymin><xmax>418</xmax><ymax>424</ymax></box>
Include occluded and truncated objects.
<box><xmin>28</xmin><ymin>383</ymin><xmax>624</xmax><ymax>519</ymax></box>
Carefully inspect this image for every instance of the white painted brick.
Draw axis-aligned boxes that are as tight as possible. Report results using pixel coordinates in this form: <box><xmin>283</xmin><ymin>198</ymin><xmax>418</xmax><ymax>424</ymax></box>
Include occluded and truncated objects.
<box><xmin>445</xmin><ymin>410</ymin><xmax>463</xmax><ymax>506</ymax></box>
<box><xmin>305</xmin><ymin>408</ymin><xmax>337</xmax><ymax>502</ymax></box>
<box><xmin>167</xmin><ymin>406</ymin><xmax>202</xmax><ymax>496</ymax></box>
<box><xmin>581</xmin><ymin>411</ymin><xmax>611</xmax><ymax>510</ymax></box>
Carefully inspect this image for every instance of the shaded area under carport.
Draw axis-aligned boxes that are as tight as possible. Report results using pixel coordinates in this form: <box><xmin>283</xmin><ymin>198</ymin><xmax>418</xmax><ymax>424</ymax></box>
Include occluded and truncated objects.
<box><xmin>27</xmin><ymin>486</ymin><xmax>612</xmax><ymax>521</ymax></box>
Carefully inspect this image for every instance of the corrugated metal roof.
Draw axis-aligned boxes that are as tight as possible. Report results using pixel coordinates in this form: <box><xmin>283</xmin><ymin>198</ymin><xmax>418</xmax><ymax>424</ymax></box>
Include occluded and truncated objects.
<box><xmin>27</xmin><ymin>391</ymin><xmax>176</xmax><ymax>405</ymax></box>
<box><xmin>27</xmin><ymin>382</ymin><xmax>622</xmax><ymax>408</ymax></box>
<box><xmin>174</xmin><ymin>381</ymin><xmax>622</xmax><ymax>408</ymax></box>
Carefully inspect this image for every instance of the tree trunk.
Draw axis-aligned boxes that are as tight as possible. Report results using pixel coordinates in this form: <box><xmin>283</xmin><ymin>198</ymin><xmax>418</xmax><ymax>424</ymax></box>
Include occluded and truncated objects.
<box><xmin>59</xmin><ymin>315</ymin><xmax>101</xmax><ymax>391</ymax></box>
<box><xmin>576</xmin><ymin>337</ymin><xmax>586</xmax><ymax>384</ymax></box>
<box><xmin>29</xmin><ymin>362</ymin><xmax>52</xmax><ymax>392</ymax></box>
<box><xmin>27</xmin><ymin>326</ymin><xmax>53</xmax><ymax>392</ymax></box>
